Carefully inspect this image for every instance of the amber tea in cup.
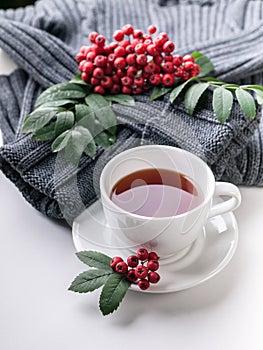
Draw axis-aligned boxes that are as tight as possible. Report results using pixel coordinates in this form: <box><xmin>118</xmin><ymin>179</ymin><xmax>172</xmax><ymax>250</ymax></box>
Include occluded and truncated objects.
<box><xmin>110</xmin><ymin>168</ymin><xmax>203</xmax><ymax>218</ymax></box>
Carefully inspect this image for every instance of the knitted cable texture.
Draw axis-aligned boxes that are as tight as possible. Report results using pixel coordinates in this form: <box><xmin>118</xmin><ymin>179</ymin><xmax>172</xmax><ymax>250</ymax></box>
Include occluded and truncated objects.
<box><xmin>0</xmin><ymin>0</ymin><xmax>262</xmax><ymax>224</ymax></box>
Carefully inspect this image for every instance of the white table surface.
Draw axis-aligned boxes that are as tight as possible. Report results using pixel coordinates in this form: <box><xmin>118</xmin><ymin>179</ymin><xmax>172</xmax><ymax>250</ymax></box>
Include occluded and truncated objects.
<box><xmin>1</xmin><ymin>48</ymin><xmax>263</xmax><ymax>350</ymax></box>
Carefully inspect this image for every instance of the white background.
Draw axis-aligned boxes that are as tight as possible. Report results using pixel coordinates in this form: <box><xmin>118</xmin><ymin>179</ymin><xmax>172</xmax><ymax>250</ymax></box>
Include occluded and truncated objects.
<box><xmin>1</xmin><ymin>48</ymin><xmax>263</xmax><ymax>350</ymax></box>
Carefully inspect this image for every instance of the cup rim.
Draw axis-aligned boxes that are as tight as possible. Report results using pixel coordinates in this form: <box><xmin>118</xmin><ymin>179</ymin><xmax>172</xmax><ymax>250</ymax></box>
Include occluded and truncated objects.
<box><xmin>100</xmin><ymin>145</ymin><xmax>215</xmax><ymax>221</ymax></box>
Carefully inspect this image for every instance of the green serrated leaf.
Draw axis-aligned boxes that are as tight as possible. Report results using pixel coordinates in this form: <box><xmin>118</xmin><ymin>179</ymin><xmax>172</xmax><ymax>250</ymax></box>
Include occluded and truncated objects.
<box><xmin>108</xmin><ymin>134</ymin><xmax>116</xmax><ymax>144</ymax></box>
<box><xmin>68</xmin><ymin>269</ymin><xmax>113</xmax><ymax>293</ymax></box>
<box><xmin>99</xmin><ymin>274</ymin><xmax>131</xmax><ymax>316</ymax></box>
<box><xmin>76</xmin><ymin>251</ymin><xmax>112</xmax><ymax>270</ymax></box>
<box><xmin>212</xmin><ymin>87</ymin><xmax>233</xmax><ymax>123</ymax></box>
<box><xmin>75</xmin><ymin>104</ymin><xmax>92</xmax><ymax>122</ymax></box>
<box><xmin>77</xmin><ymin>113</ymin><xmax>97</xmax><ymax>134</ymax></box>
<box><xmin>242</xmin><ymin>85</ymin><xmax>263</xmax><ymax>93</ymax></box>
<box><xmin>95</xmin><ymin>131</ymin><xmax>114</xmax><ymax>148</ymax></box>
<box><xmin>65</xmin><ymin>125</ymin><xmax>94</xmax><ymax>165</ymax></box>
<box><xmin>105</xmin><ymin>94</ymin><xmax>135</xmax><ymax>106</ymax></box>
<box><xmin>51</xmin><ymin>130</ymin><xmax>71</xmax><ymax>152</ymax></box>
<box><xmin>75</xmin><ymin>104</ymin><xmax>96</xmax><ymax>134</ymax></box>
<box><xmin>37</xmin><ymin>99</ymin><xmax>79</xmax><ymax>108</ymax></box>
<box><xmin>235</xmin><ymin>88</ymin><xmax>256</xmax><ymax>118</ymax></box>
<box><xmin>85</xmin><ymin>93</ymin><xmax>110</xmax><ymax>109</ymax></box>
<box><xmin>150</xmin><ymin>86</ymin><xmax>172</xmax><ymax>101</ymax></box>
<box><xmin>170</xmin><ymin>78</ymin><xmax>195</xmax><ymax>103</ymax></box>
<box><xmin>107</xmin><ymin>124</ymin><xmax>117</xmax><ymax>136</ymax></box>
<box><xmin>70</xmin><ymin>73</ymin><xmax>91</xmax><ymax>87</ymax></box>
<box><xmin>96</xmin><ymin>107</ymin><xmax>117</xmax><ymax>132</ymax></box>
<box><xmin>85</xmin><ymin>94</ymin><xmax>117</xmax><ymax>133</ymax></box>
<box><xmin>195</xmin><ymin>54</ymin><xmax>214</xmax><ymax>77</ymax></box>
<box><xmin>184</xmin><ymin>82</ymin><xmax>209</xmax><ymax>115</ymax></box>
<box><xmin>222</xmin><ymin>84</ymin><xmax>239</xmax><ymax>90</ymax></box>
<box><xmin>35</xmin><ymin>83</ymin><xmax>87</xmax><ymax>108</ymax></box>
<box><xmin>84</xmin><ymin>139</ymin><xmax>97</xmax><ymax>158</ymax></box>
<box><xmin>191</xmin><ymin>51</ymin><xmax>203</xmax><ymax>60</ymax></box>
<box><xmin>243</xmin><ymin>86</ymin><xmax>263</xmax><ymax>105</ymax></box>
<box><xmin>55</xmin><ymin>111</ymin><xmax>75</xmax><ymax>136</ymax></box>
<box><xmin>31</xmin><ymin>121</ymin><xmax>56</xmax><ymax>141</ymax></box>
<box><xmin>22</xmin><ymin>107</ymin><xmax>59</xmax><ymax>134</ymax></box>
<box><xmin>201</xmin><ymin>77</ymin><xmax>223</xmax><ymax>84</ymax></box>
<box><xmin>256</xmin><ymin>93</ymin><xmax>263</xmax><ymax>104</ymax></box>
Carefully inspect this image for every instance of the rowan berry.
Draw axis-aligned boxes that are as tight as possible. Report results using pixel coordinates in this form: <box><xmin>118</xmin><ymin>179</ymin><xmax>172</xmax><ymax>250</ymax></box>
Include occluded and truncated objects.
<box><xmin>148</xmin><ymin>25</ymin><xmax>157</xmax><ymax>34</ymax></box>
<box><xmin>133</xmin><ymin>86</ymin><xmax>143</xmax><ymax>95</ymax></box>
<box><xmin>148</xmin><ymin>252</ymin><xmax>159</xmax><ymax>261</ymax></box>
<box><xmin>75</xmin><ymin>52</ymin><xmax>86</xmax><ymax>63</ymax></box>
<box><xmin>137</xmin><ymin>248</ymin><xmax>149</xmax><ymax>261</ymax></box>
<box><xmin>126</xmin><ymin>45</ymin><xmax>135</xmax><ymax>54</ymax></box>
<box><xmin>135</xmin><ymin>265</ymin><xmax>148</xmax><ymax>279</ymax></box>
<box><xmin>83</xmin><ymin>61</ymin><xmax>94</xmax><ymax>74</ymax></box>
<box><xmin>162</xmin><ymin>73</ymin><xmax>175</xmax><ymax>86</ymax></box>
<box><xmin>94</xmin><ymin>55</ymin><xmax>107</xmax><ymax>67</ymax></box>
<box><xmin>93</xmin><ymin>67</ymin><xmax>104</xmax><ymax>79</ymax></box>
<box><xmin>153</xmin><ymin>55</ymin><xmax>163</xmax><ymax>64</ymax></box>
<box><xmin>95</xmin><ymin>35</ymin><xmax>106</xmax><ymax>46</ymax></box>
<box><xmin>81</xmin><ymin>72</ymin><xmax>89</xmax><ymax>82</ymax></box>
<box><xmin>126</xmin><ymin>66</ymin><xmax>138</xmax><ymax>77</ymax></box>
<box><xmin>184</xmin><ymin>61</ymin><xmax>194</xmax><ymax>71</ymax></box>
<box><xmin>90</xmin><ymin>77</ymin><xmax>99</xmax><ymax>85</ymax></box>
<box><xmin>126</xmin><ymin>53</ymin><xmax>137</xmax><ymax>66</ymax></box>
<box><xmin>116</xmin><ymin>68</ymin><xmax>126</xmax><ymax>77</ymax></box>
<box><xmin>149</xmin><ymin>73</ymin><xmax>161</xmax><ymax>85</ymax></box>
<box><xmin>115</xmin><ymin>261</ymin><xmax>128</xmax><ymax>274</ymax></box>
<box><xmin>133</xmin><ymin>29</ymin><xmax>143</xmax><ymax>39</ymax></box>
<box><xmin>163</xmin><ymin>54</ymin><xmax>173</xmax><ymax>62</ymax></box>
<box><xmin>173</xmin><ymin>54</ymin><xmax>183</xmax><ymax>66</ymax></box>
<box><xmin>163</xmin><ymin>61</ymin><xmax>174</xmax><ymax>73</ymax></box>
<box><xmin>147</xmin><ymin>260</ymin><xmax>159</xmax><ymax>271</ymax></box>
<box><xmin>136</xmin><ymin>54</ymin><xmax>147</xmax><ymax>66</ymax></box>
<box><xmin>114</xmin><ymin>57</ymin><xmax>126</xmax><ymax>69</ymax></box>
<box><xmin>127</xmin><ymin>255</ymin><xmax>139</xmax><ymax>268</ymax></box>
<box><xmin>148</xmin><ymin>271</ymin><xmax>160</xmax><ymax>284</ymax></box>
<box><xmin>113</xmin><ymin>30</ymin><xmax>124</xmax><ymax>42</ymax></box>
<box><xmin>114</xmin><ymin>46</ymin><xmax>126</xmax><ymax>57</ymax></box>
<box><xmin>122</xmin><ymin>24</ymin><xmax>134</xmax><ymax>35</ymax></box>
<box><xmin>101</xmin><ymin>76</ymin><xmax>113</xmax><ymax>89</ymax></box>
<box><xmin>138</xmin><ymin>279</ymin><xmax>150</xmax><ymax>290</ymax></box>
<box><xmin>122</xmin><ymin>86</ymin><xmax>132</xmax><ymax>94</ymax></box>
<box><xmin>134</xmin><ymin>76</ymin><xmax>145</xmax><ymax>87</ymax></box>
<box><xmin>110</xmin><ymin>84</ymin><xmax>121</xmax><ymax>94</ymax></box>
<box><xmin>163</xmin><ymin>40</ymin><xmax>175</xmax><ymax>53</ymax></box>
<box><xmin>135</xmin><ymin>43</ymin><xmax>146</xmax><ymax>54</ymax></box>
<box><xmin>121</xmin><ymin>76</ymin><xmax>133</xmax><ymax>86</ymax></box>
<box><xmin>126</xmin><ymin>269</ymin><xmax>138</xmax><ymax>282</ymax></box>
<box><xmin>86</xmin><ymin>51</ymin><xmax>96</xmax><ymax>62</ymax></box>
<box><xmin>183</xmin><ymin>54</ymin><xmax>194</xmax><ymax>63</ymax></box>
<box><xmin>144</xmin><ymin>62</ymin><xmax>156</xmax><ymax>74</ymax></box>
<box><xmin>110</xmin><ymin>256</ymin><xmax>123</xmax><ymax>270</ymax></box>
<box><xmin>88</xmin><ymin>31</ymin><xmax>99</xmax><ymax>43</ymax></box>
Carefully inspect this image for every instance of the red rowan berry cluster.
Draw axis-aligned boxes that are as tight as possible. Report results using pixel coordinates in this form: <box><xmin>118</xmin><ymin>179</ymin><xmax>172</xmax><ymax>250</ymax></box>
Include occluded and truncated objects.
<box><xmin>76</xmin><ymin>24</ymin><xmax>200</xmax><ymax>95</ymax></box>
<box><xmin>110</xmin><ymin>248</ymin><xmax>160</xmax><ymax>290</ymax></box>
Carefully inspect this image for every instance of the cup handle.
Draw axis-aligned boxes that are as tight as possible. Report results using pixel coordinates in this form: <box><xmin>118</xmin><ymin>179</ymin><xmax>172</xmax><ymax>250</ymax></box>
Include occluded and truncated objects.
<box><xmin>208</xmin><ymin>182</ymin><xmax>241</xmax><ymax>219</ymax></box>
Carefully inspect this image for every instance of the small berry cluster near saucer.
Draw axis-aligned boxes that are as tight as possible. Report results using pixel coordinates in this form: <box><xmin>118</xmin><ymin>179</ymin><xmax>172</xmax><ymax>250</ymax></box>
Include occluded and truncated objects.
<box><xmin>110</xmin><ymin>248</ymin><xmax>160</xmax><ymax>291</ymax></box>
<box><xmin>69</xmin><ymin>249</ymin><xmax>161</xmax><ymax>315</ymax></box>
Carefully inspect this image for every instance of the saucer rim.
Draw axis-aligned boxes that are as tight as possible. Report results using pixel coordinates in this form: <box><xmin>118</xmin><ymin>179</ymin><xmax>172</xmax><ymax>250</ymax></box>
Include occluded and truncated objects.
<box><xmin>72</xmin><ymin>198</ymin><xmax>238</xmax><ymax>294</ymax></box>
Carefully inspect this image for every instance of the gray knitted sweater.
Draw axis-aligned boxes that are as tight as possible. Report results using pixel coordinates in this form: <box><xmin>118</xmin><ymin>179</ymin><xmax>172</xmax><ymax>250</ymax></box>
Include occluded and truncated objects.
<box><xmin>0</xmin><ymin>0</ymin><xmax>263</xmax><ymax>224</ymax></box>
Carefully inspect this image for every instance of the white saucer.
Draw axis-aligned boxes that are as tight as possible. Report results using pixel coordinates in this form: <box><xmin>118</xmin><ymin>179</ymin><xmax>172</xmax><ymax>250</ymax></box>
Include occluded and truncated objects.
<box><xmin>72</xmin><ymin>197</ymin><xmax>238</xmax><ymax>293</ymax></box>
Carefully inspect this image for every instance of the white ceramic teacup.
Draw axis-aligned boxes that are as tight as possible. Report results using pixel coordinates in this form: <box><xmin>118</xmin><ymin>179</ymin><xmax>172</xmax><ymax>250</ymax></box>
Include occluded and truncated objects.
<box><xmin>100</xmin><ymin>145</ymin><xmax>241</xmax><ymax>258</ymax></box>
